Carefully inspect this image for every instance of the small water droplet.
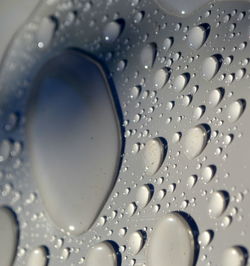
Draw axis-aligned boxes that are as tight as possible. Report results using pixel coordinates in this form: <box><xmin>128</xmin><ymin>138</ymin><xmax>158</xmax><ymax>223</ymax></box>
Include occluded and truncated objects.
<box><xmin>154</xmin><ymin>68</ymin><xmax>170</xmax><ymax>89</ymax></box>
<box><xmin>27</xmin><ymin>246</ymin><xmax>49</xmax><ymax>266</ymax></box>
<box><xmin>198</xmin><ymin>230</ymin><xmax>212</xmax><ymax>248</ymax></box>
<box><xmin>201</xmin><ymin>165</ymin><xmax>216</xmax><ymax>183</ymax></box>
<box><xmin>208</xmin><ymin>88</ymin><xmax>224</xmax><ymax>107</ymax></box>
<box><xmin>202</xmin><ymin>55</ymin><xmax>221</xmax><ymax>80</ymax></box>
<box><xmin>136</xmin><ymin>184</ymin><xmax>153</xmax><ymax>208</ymax></box>
<box><xmin>188</xmin><ymin>24</ymin><xmax>209</xmax><ymax>49</ymax></box>
<box><xmin>173</xmin><ymin>73</ymin><xmax>189</xmax><ymax>92</ymax></box>
<box><xmin>37</xmin><ymin>16</ymin><xmax>57</xmax><ymax>48</ymax></box>
<box><xmin>103</xmin><ymin>19</ymin><xmax>124</xmax><ymax>42</ymax></box>
<box><xmin>227</xmin><ymin>99</ymin><xmax>246</xmax><ymax>123</ymax></box>
<box><xmin>141</xmin><ymin>43</ymin><xmax>157</xmax><ymax>69</ymax></box>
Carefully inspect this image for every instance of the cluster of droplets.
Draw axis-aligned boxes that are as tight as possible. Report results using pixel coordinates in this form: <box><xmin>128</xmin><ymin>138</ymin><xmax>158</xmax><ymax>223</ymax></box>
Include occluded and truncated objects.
<box><xmin>0</xmin><ymin>0</ymin><xmax>249</xmax><ymax>265</ymax></box>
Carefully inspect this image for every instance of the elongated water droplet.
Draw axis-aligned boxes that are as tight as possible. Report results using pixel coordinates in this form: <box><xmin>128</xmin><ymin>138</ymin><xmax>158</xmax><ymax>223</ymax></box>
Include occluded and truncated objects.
<box><xmin>141</xmin><ymin>43</ymin><xmax>157</xmax><ymax>69</ymax></box>
<box><xmin>198</xmin><ymin>230</ymin><xmax>212</xmax><ymax>248</ymax></box>
<box><xmin>143</xmin><ymin>138</ymin><xmax>166</xmax><ymax>175</ymax></box>
<box><xmin>208</xmin><ymin>88</ymin><xmax>224</xmax><ymax>107</ymax></box>
<box><xmin>128</xmin><ymin>231</ymin><xmax>144</xmax><ymax>255</ymax></box>
<box><xmin>27</xmin><ymin>246</ymin><xmax>49</xmax><ymax>266</ymax></box>
<box><xmin>183</xmin><ymin>124</ymin><xmax>209</xmax><ymax>160</ymax></box>
<box><xmin>163</xmin><ymin>37</ymin><xmax>173</xmax><ymax>51</ymax></box>
<box><xmin>0</xmin><ymin>207</ymin><xmax>18</xmax><ymax>266</ymax></box>
<box><xmin>202</xmin><ymin>55</ymin><xmax>221</xmax><ymax>80</ymax></box>
<box><xmin>37</xmin><ymin>17</ymin><xmax>57</xmax><ymax>48</ymax></box>
<box><xmin>86</xmin><ymin>241</ymin><xmax>118</xmax><ymax>266</ymax></box>
<box><xmin>154</xmin><ymin>68</ymin><xmax>170</xmax><ymax>89</ymax></box>
<box><xmin>208</xmin><ymin>191</ymin><xmax>228</xmax><ymax>218</ymax></box>
<box><xmin>227</xmin><ymin>99</ymin><xmax>246</xmax><ymax>123</ymax></box>
<box><xmin>188</xmin><ymin>24</ymin><xmax>209</xmax><ymax>49</ymax></box>
<box><xmin>147</xmin><ymin>213</ymin><xmax>195</xmax><ymax>266</ymax></box>
<box><xmin>136</xmin><ymin>184</ymin><xmax>153</xmax><ymax>208</ymax></box>
<box><xmin>173</xmin><ymin>73</ymin><xmax>189</xmax><ymax>92</ymax></box>
<box><xmin>27</xmin><ymin>51</ymin><xmax>121</xmax><ymax>235</ymax></box>
<box><xmin>103</xmin><ymin>19</ymin><xmax>124</xmax><ymax>42</ymax></box>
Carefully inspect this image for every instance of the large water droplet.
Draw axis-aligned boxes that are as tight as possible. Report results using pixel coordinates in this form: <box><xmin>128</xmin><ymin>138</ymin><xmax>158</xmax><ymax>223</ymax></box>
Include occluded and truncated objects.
<box><xmin>143</xmin><ymin>138</ymin><xmax>166</xmax><ymax>175</ymax></box>
<box><xmin>208</xmin><ymin>191</ymin><xmax>228</xmax><ymax>218</ymax></box>
<box><xmin>147</xmin><ymin>212</ymin><xmax>195</xmax><ymax>266</ymax></box>
<box><xmin>27</xmin><ymin>51</ymin><xmax>121</xmax><ymax>235</ymax></box>
<box><xmin>188</xmin><ymin>24</ymin><xmax>209</xmax><ymax>49</ymax></box>
<box><xmin>103</xmin><ymin>19</ymin><xmax>124</xmax><ymax>42</ymax></box>
<box><xmin>0</xmin><ymin>207</ymin><xmax>18</xmax><ymax>266</ymax></box>
<box><xmin>27</xmin><ymin>246</ymin><xmax>49</xmax><ymax>266</ymax></box>
<box><xmin>183</xmin><ymin>124</ymin><xmax>209</xmax><ymax>160</ymax></box>
<box><xmin>141</xmin><ymin>43</ymin><xmax>157</xmax><ymax>69</ymax></box>
<box><xmin>227</xmin><ymin>99</ymin><xmax>246</xmax><ymax>123</ymax></box>
<box><xmin>221</xmin><ymin>247</ymin><xmax>247</xmax><ymax>266</ymax></box>
<box><xmin>86</xmin><ymin>241</ymin><xmax>118</xmax><ymax>266</ymax></box>
<box><xmin>202</xmin><ymin>55</ymin><xmax>221</xmax><ymax>80</ymax></box>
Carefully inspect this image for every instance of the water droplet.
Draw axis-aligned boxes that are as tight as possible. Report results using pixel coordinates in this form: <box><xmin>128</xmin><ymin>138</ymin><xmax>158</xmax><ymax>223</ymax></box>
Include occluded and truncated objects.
<box><xmin>193</xmin><ymin>105</ymin><xmax>205</xmax><ymax>120</ymax></box>
<box><xmin>27</xmin><ymin>51</ymin><xmax>121</xmax><ymax>235</ymax></box>
<box><xmin>227</xmin><ymin>99</ymin><xmax>246</xmax><ymax>123</ymax></box>
<box><xmin>188</xmin><ymin>24</ymin><xmax>209</xmax><ymax>49</ymax></box>
<box><xmin>183</xmin><ymin>124</ymin><xmax>209</xmax><ymax>160</ymax></box>
<box><xmin>128</xmin><ymin>231</ymin><xmax>144</xmax><ymax>255</ymax></box>
<box><xmin>202</xmin><ymin>55</ymin><xmax>221</xmax><ymax>80</ymax></box>
<box><xmin>136</xmin><ymin>184</ymin><xmax>153</xmax><ymax>208</ymax></box>
<box><xmin>198</xmin><ymin>230</ymin><xmax>212</xmax><ymax>248</ymax></box>
<box><xmin>208</xmin><ymin>88</ymin><xmax>224</xmax><ymax>107</ymax></box>
<box><xmin>173</xmin><ymin>73</ymin><xmax>189</xmax><ymax>92</ymax></box>
<box><xmin>141</xmin><ymin>43</ymin><xmax>157</xmax><ymax>69</ymax></box>
<box><xmin>163</xmin><ymin>37</ymin><xmax>173</xmax><ymax>51</ymax></box>
<box><xmin>221</xmin><ymin>247</ymin><xmax>247</xmax><ymax>266</ymax></box>
<box><xmin>126</xmin><ymin>203</ymin><xmax>137</xmax><ymax>217</ymax></box>
<box><xmin>86</xmin><ymin>241</ymin><xmax>118</xmax><ymax>266</ymax></box>
<box><xmin>147</xmin><ymin>213</ymin><xmax>195</xmax><ymax>266</ymax></box>
<box><xmin>103</xmin><ymin>19</ymin><xmax>124</xmax><ymax>42</ymax></box>
<box><xmin>201</xmin><ymin>165</ymin><xmax>216</xmax><ymax>183</ymax></box>
<box><xmin>0</xmin><ymin>207</ymin><xmax>18</xmax><ymax>266</ymax></box>
<box><xmin>172</xmin><ymin>132</ymin><xmax>181</xmax><ymax>143</ymax></box>
<box><xmin>27</xmin><ymin>246</ymin><xmax>49</xmax><ymax>266</ymax></box>
<box><xmin>143</xmin><ymin>138</ymin><xmax>166</xmax><ymax>175</ymax></box>
<box><xmin>154</xmin><ymin>68</ymin><xmax>170</xmax><ymax>89</ymax></box>
<box><xmin>187</xmin><ymin>175</ymin><xmax>197</xmax><ymax>189</ymax></box>
<box><xmin>0</xmin><ymin>139</ymin><xmax>11</xmax><ymax>162</ymax></box>
<box><xmin>37</xmin><ymin>16</ymin><xmax>57</xmax><ymax>48</ymax></box>
<box><xmin>130</xmin><ymin>86</ymin><xmax>141</xmax><ymax>100</ymax></box>
<box><xmin>208</xmin><ymin>191</ymin><xmax>228</xmax><ymax>218</ymax></box>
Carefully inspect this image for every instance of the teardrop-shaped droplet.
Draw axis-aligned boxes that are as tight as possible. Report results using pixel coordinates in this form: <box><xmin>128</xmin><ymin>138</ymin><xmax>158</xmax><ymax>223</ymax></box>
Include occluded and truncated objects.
<box><xmin>147</xmin><ymin>213</ymin><xmax>195</xmax><ymax>266</ymax></box>
<box><xmin>143</xmin><ymin>137</ymin><xmax>166</xmax><ymax>175</ymax></box>
<box><xmin>173</xmin><ymin>73</ymin><xmax>189</xmax><ymax>92</ymax></box>
<box><xmin>227</xmin><ymin>99</ymin><xmax>246</xmax><ymax>123</ymax></box>
<box><xmin>202</xmin><ymin>55</ymin><xmax>221</xmax><ymax>80</ymax></box>
<box><xmin>86</xmin><ymin>241</ymin><xmax>118</xmax><ymax>266</ymax></box>
<box><xmin>208</xmin><ymin>191</ymin><xmax>228</xmax><ymax>218</ymax></box>
<box><xmin>154</xmin><ymin>68</ymin><xmax>170</xmax><ymax>89</ymax></box>
<box><xmin>188</xmin><ymin>24</ymin><xmax>209</xmax><ymax>49</ymax></box>
<box><xmin>141</xmin><ymin>43</ymin><xmax>157</xmax><ymax>69</ymax></box>
<box><xmin>183</xmin><ymin>124</ymin><xmax>209</xmax><ymax>160</ymax></box>
<box><xmin>221</xmin><ymin>247</ymin><xmax>247</xmax><ymax>266</ymax></box>
<box><xmin>37</xmin><ymin>17</ymin><xmax>57</xmax><ymax>49</ymax></box>
<box><xmin>136</xmin><ymin>184</ymin><xmax>153</xmax><ymax>208</ymax></box>
<box><xmin>103</xmin><ymin>19</ymin><xmax>124</xmax><ymax>42</ymax></box>
<box><xmin>27</xmin><ymin>246</ymin><xmax>49</xmax><ymax>266</ymax></box>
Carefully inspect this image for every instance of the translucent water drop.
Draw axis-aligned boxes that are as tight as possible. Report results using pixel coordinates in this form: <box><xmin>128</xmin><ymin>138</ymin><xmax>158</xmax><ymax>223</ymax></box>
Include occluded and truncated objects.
<box><xmin>202</xmin><ymin>55</ymin><xmax>221</xmax><ymax>80</ymax></box>
<box><xmin>128</xmin><ymin>231</ymin><xmax>144</xmax><ymax>255</ymax></box>
<box><xmin>208</xmin><ymin>88</ymin><xmax>223</xmax><ymax>107</ymax></box>
<box><xmin>0</xmin><ymin>207</ymin><xmax>18</xmax><ymax>266</ymax></box>
<box><xmin>163</xmin><ymin>37</ymin><xmax>173</xmax><ymax>51</ymax></box>
<box><xmin>134</xmin><ymin>11</ymin><xmax>144</xmax><ymax>23</ymax></box>
<box><xmin>198</xmin><ymin>230</ymin><xmax>212</xmax><ymax>248</ymax></box>
<box><xmin>227</xmin><ymin>99</ymin><xmax>246</xmax><ymax>123</ymax></box>
<box><xmin>147</xmin><ymin>212</ymin><xmax>195</xmax><ymax>266</ymax></box>
<box><xmin>126</xmin><ymin>203</ymin><xmax>137</xmax><ymax>217</ymax></box>
<box><xmin>182</xmin><ymin>95</ymin><xmax>192</xmax><ymax>106</ymax></box>
<box><xmin>86</xmin><ymin>241</ymin><xmax>117</xmax><ymax>266</ymax></box>
<box><xmin>221</xmin><ymin>247</ymin><xmax>246</xmax><ymax>266</ymax></box>
<box><xmin>188</xmin><ymin>24</ymin><xmax>209</xmax><ymax>49</ymax></box>
<box><xmin>143</xmin><ymin>138</ymin><xmax>166</xmax><ymax>175</ymax></box>
<box><xmin>37</xmin><ymin>17</ymin><xmax>57</xmax><ymax>48</ymax></box>
<box><xmin>172</xmin><ymin>132</ymin><xmax>181</xmax><ymax>143</ymax></box>
<box><xmin>173</xmin><ymin>73</ymin><xmax>189</xmax><ymax>92</ymax></box>
<box><xmin>224</xmin><ymin>134</ymin><xmax>233</xmax><ymax>145</ymax></box>
<box><xmin>201</xmin><ymin>165</ymin><xmax>216</xmax><ymax>183</ymax></box>
<box><xmin>0</xmin><ymin>139</ymin><xmax>11</xmax><ymax>162</ymax></box>
<box><xmin>208</xmin><ymin>191</ymin><xmax>228</xmax><ymax>218</ymax></box>
<box><xmin>136</xmin><ymin>184</ymin><xmax>152</xmax><ymax>208</ymax></box>
<box><xmin>193</xmin><ymin>105</ymin><xmax>205</xmax><ymax>120</ymax></box>
<box><xmin>27</xmin><ymin>51</ymin><xmax>121</xmax><ymax>235</ymax></box>
<box><xmin>183</xmin><ymin>124</ymin><xmax>209</xmax><ymax>160</ymax></box>
<box><xmin>103</xmin><ymin>20</ymin><xmax>124</xmax><ymax>42</ymax></box>
<box><xmin>130</xmin><ymin>86</ymin><xmax>141</xmax><ymax>99</ymax></box>
<box><xmin>154</xmin><ymin>68</ymin><xmax>170</xmax><ymax>89</ymax></box>
<box><xmin>221</xmin><ymin>215</ymin><xmax>232</xmax><ymax>228</ymax></box>
<box><xmin>27</xmin><ymin>246</ymin><xmax>49</xmax><ymax>266</ymax></box>
<box><xmin>141</xmin><ymin>43</ymin><xmax>157</xmax><ymax>69</ymax></box>
<box><xmin>187</xmin><ymin>175</ymin><xmax>197</xmax><ymax>189</ymax></box>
